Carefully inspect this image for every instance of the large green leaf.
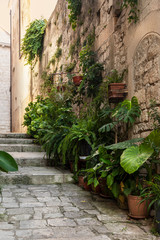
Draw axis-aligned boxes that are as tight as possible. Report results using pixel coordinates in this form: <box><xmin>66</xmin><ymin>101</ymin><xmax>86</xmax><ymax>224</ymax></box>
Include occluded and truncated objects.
<box><xmin>0</xmin><ymin>151</ymin><xmax>18</xmax><ymax>173</ymax></box>
<box><xmin>120</xmin><ymin>143</ymin><xmax>154</xmax><ymax>174</ymax></box>
<box><xmin>104</xmin><ymin>138</ymin><xmax>143</xmax><ymax>150</ymax></box>
<box><xmin>144</xmin><ymin>129</ymin><xmax>160</xmax><ymax>148</ymax></box>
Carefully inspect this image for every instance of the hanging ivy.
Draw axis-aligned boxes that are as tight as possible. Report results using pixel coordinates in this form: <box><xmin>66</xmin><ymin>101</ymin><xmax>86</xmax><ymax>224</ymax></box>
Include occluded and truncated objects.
<box><xmin>66</xmin><ymin>0</ymin><xmax>82</xmax><ymax>30</ymax></box>
<box><xmin>122</xmin><ymin>0</ymin><xmax>139</xmax><ymax>23</ymax></box>
<box><xmin>21</xmin><ymin>19</ymin><xmax>47</xmax><ymax>66</ymax></box>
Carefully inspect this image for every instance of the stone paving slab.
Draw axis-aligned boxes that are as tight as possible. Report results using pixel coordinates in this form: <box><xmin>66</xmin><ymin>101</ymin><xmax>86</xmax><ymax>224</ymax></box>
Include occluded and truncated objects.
<box><xmin>0</xmin><ymin>167</ymin><xmax>73</xmax><ymax>184</ymax></box>
<box><xmin>0</xmin><ymin>184</ymin><xmax>159</xmax><ymax>240</ymax></box>
<box><xmin>0</xmin><ymin>144</ymin><xmax>42</xmax><ymax>152</ymax></box>
<box><xmin>0</xmin><ymin>133</ymin><xmax>29</xmax><ymax>138</ymax></box>
<box><xmin>0</xmin><ymin>138</ymin><xmax>34</xmax><ymax>144</ymax></box>
<box><xmin>9</xmin><ymin>152</ymin><xmax>48</xmax><ymax>167</ymax></box>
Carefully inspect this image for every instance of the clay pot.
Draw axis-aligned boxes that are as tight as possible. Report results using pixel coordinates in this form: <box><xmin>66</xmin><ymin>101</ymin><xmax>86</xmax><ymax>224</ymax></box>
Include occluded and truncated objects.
<box><xmin>155</xmin><ymin>201</ymin><xmax>160</xmax><ymax>233</ymax></box>
<box><xmin>99</xmin><ymin>178</ymin><xmax>112</xmax><ymax>198</ymax></box>
<box><xmin>91</xmin><ymin>183</ymin><xmax>101</xmax><ymax>194</ymax></box>
<box><xmin>79</xmin><ymin>156</ymin><xmax>87</xmax><ymax>170</ymax></box>
<box><xmin>69</xmin><ymin>161</ymin><xmax>74</xmax><ymax>173</ymax></box>
<box><xmin>128</xmin><ymin>195</ymin><xmax>150</xmax><ymax>219</ymax></box>
<box><xmin>73</xmin><ymin>76</ymin><xmax>83</xmax><ymax>86</ymax></box>
<box><xmin>78</xmin><ymin>176</ymin><xmax>91</xmax><ymax>191</ymax></box>
<box><xmin>108</xmin><ymin>83</ymin><xmax>127</xmax><ymax>102</ymax></box>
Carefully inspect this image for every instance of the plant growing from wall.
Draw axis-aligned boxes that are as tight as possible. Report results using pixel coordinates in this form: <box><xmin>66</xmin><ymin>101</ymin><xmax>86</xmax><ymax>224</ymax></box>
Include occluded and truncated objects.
<box><xmin>122</xmin><ymin>0</ymin><xmax>139</xmax><ymax>23</ymax></box>
<box><xmin>66</xmin><ymin>0</ymin><xmax>82</xmax><ymax>30</ymax></box>
<box><xmin>65</xmin><ymin>61</ymin><xmax>76</xmax><ymax>73</ymax></box>
<box><xmin>21</xmin><ymin>19</ymin><xmax>47</xmax><ymax>66</ymax></box>
<box><xmin>79</xmin><ymin>44</ymin><xmax>104</xmax><ymax>97</ymax></box>
<box><xmin>56</xmin><ymin>35</ymin><xmax>63</xmax><ymax>47</ymax></box>
<box><xmin>55</xmin><ymin>47</ymin><xmax>62</xmax><ymax>59</ymax></box>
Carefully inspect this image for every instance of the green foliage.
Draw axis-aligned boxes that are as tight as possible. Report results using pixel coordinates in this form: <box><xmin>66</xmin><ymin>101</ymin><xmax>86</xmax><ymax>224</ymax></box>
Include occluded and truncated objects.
<box><xmin>99</xmin><ymin>96</ymin><xmax>141</xmax><ymax>140</ymax></box>
<box><xmin>0</xmin><ymin>151</ymin><xmax>18</xmax><ymax>173</ymax></box>
<box><xmin>149</xmin><ymin>99</ymin><xmax>160</xmax><ymax>129</ymax></box>
<box><xmin>66</xmin><ymin>0</ymin><xmax>82</xmax><ymax>30</ymax></box>
<box><xmin>104</xmin><ymin>138</ymin><xmax>143</xmax><ymax>150</ymax></box>
<box><xmin>122</xmin><ymin>0</ymin><xmax>139</xmax><ymax>23</ymax></box>
<box><xmin>79</xmin><ymin>45</ymin><xmax>103</xmax><ymax>97</ymax></box>
<box><xmin>120</xmin><ymin>144</ymin><xmax>154</xmax><ymax>174</ymax></box>
<box><xmin>65</xmin><ymin>61</ymin><xmax>76</xmax><ymax>73</ymax></box>
<box><xmin>141</xmin><ymin>175</ymin><xmax>160</xmax><ymax>211</ymax></box>
<box><xmin>58</xmin><ymin>119</ymin><xmax>96</xmax><ymax>171</ymax></box>
<box><xmin>57</xmin><ymin>35</ymin><xmax>62</xmax><ymax>47</ymax></box>
<box><xmin>23</xmin><ymin>96</ymin><xmax>54</xmax><ymax>140</ymax></box>
<box><xmin>21</xmin><ymin>19</ymin><xmax>47</xmax><ymax>66</ymax></box>
<box><xmin>120</xmin><ymin>129</ymin><xmax>160</xmax><ymax>174</ymax></box>
<box><xmin>106</xmin><ymin>69</ymin><xmax>126</xmax><ymax>84</ymax></box>
<box><xmin>41</xmin><ymin>71</ymin><xmax>54</xmax><ymax>90</ymax></box>
<box><xmin>55</xmin><ymin>47</ymin><xmax>62</xmax><ymax>59</ymax></box>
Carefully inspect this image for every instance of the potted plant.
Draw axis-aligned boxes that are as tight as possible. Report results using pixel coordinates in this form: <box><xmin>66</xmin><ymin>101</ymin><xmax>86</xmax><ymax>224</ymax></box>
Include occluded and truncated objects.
<box><xmin>73</xmin><ymin>75</ymin><xmax>83</xmax><ymax>86</ymax></box>
<box><xmin>78</xmin><ymin>170</ymin><xmax>91</xmax><ymax>191</ymax></box>
<box><xmin>58</xmin><ymin>119</ymin><xmax>96</xmax><ymax>172</ymax></box>
<box><xmin>122</xmin><ymin>175</ymin><xmax>150</xmax><ymax>218</ymax></box>
<box><xmin>106</xmin><ymin>69</ymin><xmax>127</xmax><ymax>102</ymax></box>
<box><xmin>120</xmin><ymin>129</ymin><xmax>160</xmax><ymax>218</ymax></box>
<box><xmin>141</xmin><ymin>175</ymin><xmax>160</xmax><ymax>233</ymax></box>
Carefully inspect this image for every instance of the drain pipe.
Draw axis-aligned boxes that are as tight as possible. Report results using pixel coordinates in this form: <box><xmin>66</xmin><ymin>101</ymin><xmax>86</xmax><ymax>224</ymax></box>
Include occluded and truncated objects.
<box><xmin>10</xmin><ymin>10</ymin><xmax>12</xmax><ymax>132</ymax></box>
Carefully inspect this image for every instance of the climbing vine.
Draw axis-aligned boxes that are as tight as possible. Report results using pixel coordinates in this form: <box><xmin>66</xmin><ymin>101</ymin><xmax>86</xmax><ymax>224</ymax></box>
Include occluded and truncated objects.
<box><xmin>21</xmin><ymin>19</ymin><xmax>47</xmax><ymax>66</ymax></box>
<box><xmin>66</xmin><ymin>0</ymin><xmax>82</xmax><ymax>30</ymax></box>
<box><xmin>122</xmin><ymin>0</ymin><xmax>139</xmax><ymax>23</ymax></box>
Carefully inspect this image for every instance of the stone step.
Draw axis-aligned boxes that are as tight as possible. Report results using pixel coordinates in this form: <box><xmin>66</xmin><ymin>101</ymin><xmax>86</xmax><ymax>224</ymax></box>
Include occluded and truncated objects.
<box><xmin>0</xmin><ymin>166</ymin><xmax>74</xmax><ymax>185</ymax></box>
<box><xmin>0</xmin><ymin>138</ymin><xmax>34</xmax><ymax>144</ymax></box>
<box><xmin>9</xmin><ymin>152</ymin><xmax>49</xmax><ymax>167</ymax></box>
<box><xmin>0</xmin><ymin>143</ymin><xmax>43</xmax><ymax>152</ymax></box>
<box><xmin>0</xmin><ymin>133</ymin><xmax>30</xmax><ymax>138</ymax></box>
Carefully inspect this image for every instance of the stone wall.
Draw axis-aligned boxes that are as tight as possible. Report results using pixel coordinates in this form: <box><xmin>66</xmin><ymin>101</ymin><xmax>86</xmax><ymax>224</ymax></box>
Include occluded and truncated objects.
<box><xmin>11</xmin><ymin>0</ymin><xmax>160</xmax><ymax>135</ymax></box>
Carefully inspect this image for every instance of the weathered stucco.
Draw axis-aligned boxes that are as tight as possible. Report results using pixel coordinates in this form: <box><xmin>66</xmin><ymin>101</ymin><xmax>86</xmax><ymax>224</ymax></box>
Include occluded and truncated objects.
<box><xmin>10</xmin><ymin>0</ymin><xmax>160</xmax><ymax>135</ymax></box>
<box><xmin>0</xmin><ymin>28</ymin><xmax>10</xmax><ymax>132</ymax></box>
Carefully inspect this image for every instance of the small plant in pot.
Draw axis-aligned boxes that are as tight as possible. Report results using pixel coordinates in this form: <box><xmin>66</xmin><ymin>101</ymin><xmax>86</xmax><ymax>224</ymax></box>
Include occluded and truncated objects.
<box><xmin>141</xmin><ymin>175</ymin><xmax>160</xmax><ymax>234</ymax></box>
<box><xmin>77</xmin><ymin>170</ymin><xmax>91</xmax><ymax>191</ymax></box>
<box><xmin>120</xmin><ymin>129</ymin><xmax>160</xmax><ymax>218</ymax></box>
<box><xmin>123</xmin><ymin>175</ymin><xmax>150</xmax><ymax>219</ymax></box>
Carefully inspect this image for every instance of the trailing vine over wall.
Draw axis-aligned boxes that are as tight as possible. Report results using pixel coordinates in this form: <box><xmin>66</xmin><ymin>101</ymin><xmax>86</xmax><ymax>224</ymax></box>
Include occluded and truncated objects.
<box><xmin>66</xmin><ymin>0</ymin><xmax>82</xmax><ymax>30</ymax></box>
<box><xmin>21</xmin><ymin>19</ymin><xmax>47</xmax><ymax>66</ymax></box>
<box><xmin>122</xmin><ymin>0</ymin><xmax>139</xmax><ymax>23</ymax></box>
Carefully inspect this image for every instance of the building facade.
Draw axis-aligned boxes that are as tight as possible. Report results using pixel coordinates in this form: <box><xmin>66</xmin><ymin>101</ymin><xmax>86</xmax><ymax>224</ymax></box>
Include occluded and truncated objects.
<box><xmin>10</xmin><ymin>0</ymin><xmax>160</xmax><ymax>137</ymax></box>
<box><xmin>0</xmin><ymin>27</ymin><xmax>10</xmax><ymax>132</ymax></box>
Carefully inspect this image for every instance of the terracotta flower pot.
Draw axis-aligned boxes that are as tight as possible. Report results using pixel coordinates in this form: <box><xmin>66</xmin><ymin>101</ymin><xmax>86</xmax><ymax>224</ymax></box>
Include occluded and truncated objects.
<box><xmin>91</xmin><ymin>183</ymin><xmax>101</xmax><ymax>194</ymax></box>
<box><xmin>155</xmin><ymin>201</ymin><xmax>160</xmax><ymax>233</ymax></box>
<box><xmin>108</xmin><ymin>83</ymin><xmax>127</xmax><ymax>103</ymax></box>
<box><xmin>69</xmin><ymin>161</ymin><xmax>74</xmax><ymax>173</ymax></box>
<box><xmin>73</xmin><ymin>76</ymin><xmax>83</xmax><ymax>86</ymax></box>
<box><xmin>128</xmin><ymin>195</ymin><xmax>150</xmax><ymax>219</ymax></box>
<box><xmin>99</xmin><ymin>178</ymin><xmax>112</xmax><ymax>198</ymax></box>
<box><xmin>78</xmin><ymin>176</ymin><xmax>91</xmax><ymax>191</ymax></box>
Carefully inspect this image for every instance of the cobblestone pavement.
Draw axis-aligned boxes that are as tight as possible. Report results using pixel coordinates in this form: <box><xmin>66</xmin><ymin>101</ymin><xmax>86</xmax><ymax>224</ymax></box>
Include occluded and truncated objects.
<box><xmin>0</xmin><ymin>183</ymin><xmax>159</xmax><ymax>240</ymax></box>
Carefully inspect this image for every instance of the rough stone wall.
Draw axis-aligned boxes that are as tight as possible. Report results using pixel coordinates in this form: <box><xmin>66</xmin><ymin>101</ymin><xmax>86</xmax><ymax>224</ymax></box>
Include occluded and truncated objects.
<box><xmin>33</xmin><ymin>0</ymin><xmax>128</xmax><ymax>87</ymax></box>
<box><xmin>11</xmin><ymin>0</ymin><xmax>160</xmax><ymax>136</ymax></box>
<box><xmin>0</xmin><ymin>29</ymin><xmax>10</xmax><ymax>132</ymax></box>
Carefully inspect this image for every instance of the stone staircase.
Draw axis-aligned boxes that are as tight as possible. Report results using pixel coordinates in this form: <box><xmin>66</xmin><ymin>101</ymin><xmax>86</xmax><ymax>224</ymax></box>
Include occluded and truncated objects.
<box><xmin>0</xmin><ymin>133</ymin><xmax>73</xmax><ymax>185</ymax></box>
